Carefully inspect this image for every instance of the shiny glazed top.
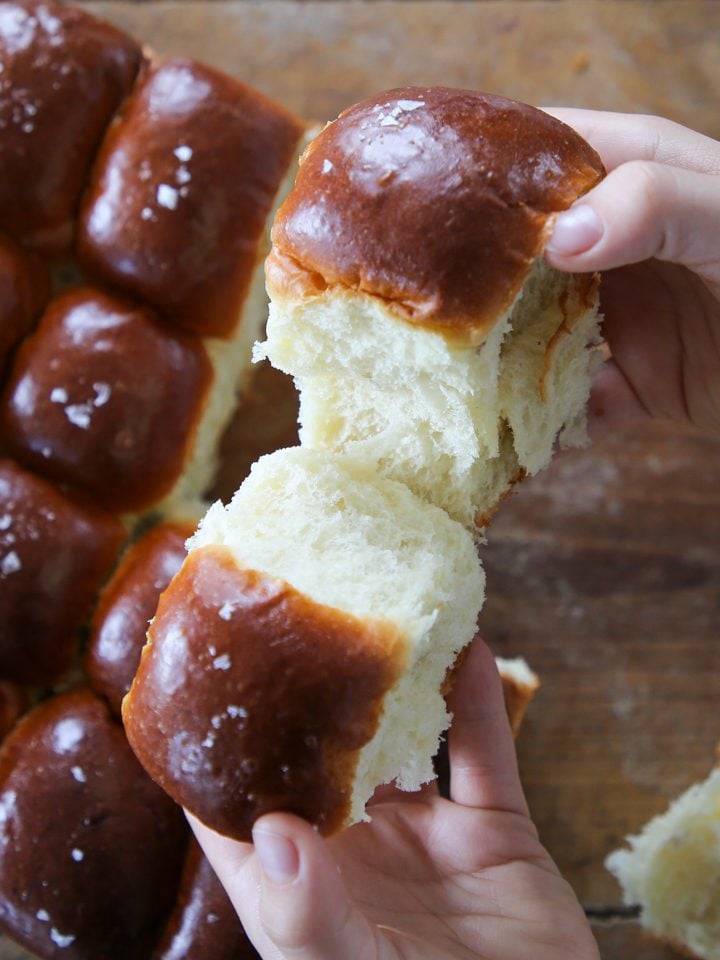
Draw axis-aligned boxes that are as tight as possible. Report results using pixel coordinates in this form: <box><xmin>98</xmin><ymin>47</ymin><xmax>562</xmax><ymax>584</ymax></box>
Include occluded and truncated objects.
<box><xmin>123</xmin><ymin>546</ymin><xmax>406</xmax><ymax>840</ymax></box>
<box><xmin>87</xmin><ymin>521</ymin><xmax>193</xmax><ymax>717</ymax></box>
<box><xmin>0</xmin><ymin>287</ymin><xmax>213</xmax><ymax>513</ymax></box>
<box><xmin>78</xmin><ymin>58</ymin><xmax>304</xmax><ymax>337</ymax></box>
<box><xmin>0</xmin><ymin>459</ymin><xmax>124</xmax><ymax>684</ymax></box>
<box><xmin>0</xmin><ymin>0</ymin><xmax>142</xmax><ymax>253</ymax></box>
<box><xmin>269</xmin><ymin>86</ymin><xmax>605</xmax><ymax>346</ymax></box>
<box><xmin>0</xmin><ymin>688</ymin><xmax>188</xmax><ymax>960</ymax></box>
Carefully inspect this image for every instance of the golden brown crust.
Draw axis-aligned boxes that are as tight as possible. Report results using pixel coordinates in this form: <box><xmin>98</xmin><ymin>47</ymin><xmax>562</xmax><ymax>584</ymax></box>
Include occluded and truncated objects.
<box><xmin>269</xmin><ymin>87</ymin><xmax>605</xmax><ymax>346</ymax></box>
<box><xmin>0</xmin><ymin>287</ymin><xmax>214</xmax><ymax>513</ymax></box>
<box><xmin>123</xmin><ymin>545</ymin><xmax>407</xmax><ymax>840</ymax></box>
<box><xmin>0</xmin><ymin>0</ymin><xmax>143</xmax><ymax>254</ymax></box>
<box><xmin>0</xmin><ymin>688</ymin><xmax>188</xmax><ymax>959</ymax></box>
<box><xmin>86</xmin><ymin>521</ymin><xmax>194</xmax><ymax>717</ymax></box>
<box><xmin>78</xmin><ymin>57</ymin><xmax>304</xmax><ymax>338</ymax></box>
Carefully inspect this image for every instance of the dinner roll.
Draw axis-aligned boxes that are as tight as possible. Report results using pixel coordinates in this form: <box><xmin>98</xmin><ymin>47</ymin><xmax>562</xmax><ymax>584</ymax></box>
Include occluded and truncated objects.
<box><xmin>124</xmin><ymin>446</ymin><xmax>484</xmax><ymax>839</ymax></box>
<box><xmin>259</xmin><ymin>87</ymin><xmax>605</xmax><ymax>530</ymax></box>
<box><xmin>0</xmin><ymin>689</ymin><xmax>188</xmax><ymax>960</ymax></box>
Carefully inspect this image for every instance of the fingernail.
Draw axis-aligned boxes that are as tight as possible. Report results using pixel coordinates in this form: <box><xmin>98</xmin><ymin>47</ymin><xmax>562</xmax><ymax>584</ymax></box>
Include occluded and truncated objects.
<box><xmin>546</xmin><ymin>205</ymin><xmax>603</xmax><ymax>256</ymax></box>
<box><xmin>253</xmin><ymin>827</ymin><xmax>299</xmax><ymax>885</ymax></box>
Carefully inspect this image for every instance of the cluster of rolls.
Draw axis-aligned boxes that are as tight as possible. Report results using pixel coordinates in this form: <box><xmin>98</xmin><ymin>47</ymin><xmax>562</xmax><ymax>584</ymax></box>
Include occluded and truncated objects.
<box><xmin>6</xmin><ymin>4</ymin><xmax>707</xmax><ymax>960</ymax></box>
<box><xmin>0</xmin><ymin>5</ymin><xmax>601</xmax><ymax>946</ymax></box>
<box><xmin>123</xmin><ymin>87</ymin><xmax>605</xmax><ymax>839</ymax></box>
<box><xmin>0</xmin><ymin>1</ymin><xmax>305</xmax><ymax>957</ymax></box>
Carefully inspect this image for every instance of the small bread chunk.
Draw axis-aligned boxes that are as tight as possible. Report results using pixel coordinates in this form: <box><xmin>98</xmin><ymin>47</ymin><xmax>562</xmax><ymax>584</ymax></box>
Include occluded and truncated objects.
<box><xmin>606</xmin><ymin>767</ymin><xmax>720</xmax><ymax>960</ymax></box>
<box><xmin>123</xmin><ymin>447</ymin><xmax>484</xmax><ymax>839</ymax></box>
<box><xmin>496</xmin><ymin>657</ymin><xmax>540</xmax><ymax>735</ymax></box>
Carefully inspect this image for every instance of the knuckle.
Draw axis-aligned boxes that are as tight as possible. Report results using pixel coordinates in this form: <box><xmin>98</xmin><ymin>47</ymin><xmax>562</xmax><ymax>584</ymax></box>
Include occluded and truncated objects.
<box><xmin>621</xmin><ymin>159</ymin><xmax>672</xmax><ymax>209</ymax></box>
<box><xmin>613</xmin><ymin>160</ymin><xmax>679</xmax><ymax>261</ymax></box>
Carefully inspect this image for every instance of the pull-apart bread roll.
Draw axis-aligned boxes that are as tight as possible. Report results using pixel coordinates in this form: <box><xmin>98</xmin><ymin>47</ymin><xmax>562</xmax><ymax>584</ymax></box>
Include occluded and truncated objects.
<box><xmin>76</xmin><ymin>59</ymin><xmax>304</xmax><ymax>515</ymax></box>
<box><xmin>125</xmin><ymin>448</ymin><xmax>483</xmax><ymax>839</ymax></box>
<box><xmin>260</xmin><ymin>87</ymin><xmax>605</xmax><ymax>530</ymax></box>
<box><xmin>124</xmin><ymin>88</ymin><xmax>605</xmax><ymax>839</ymax></box>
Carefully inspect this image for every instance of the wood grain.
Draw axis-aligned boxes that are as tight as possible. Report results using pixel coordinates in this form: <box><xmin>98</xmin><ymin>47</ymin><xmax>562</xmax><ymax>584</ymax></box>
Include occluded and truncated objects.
<box><xmin>485</xmin><ymin>420</ymin><xmax>720</xmax><ymax>908</ymax></box>
<box><xmin>3</xmin><ymin>2</ymin><xmax>719</xmax><ymax>958</ymax></box>
<box><xmin>84</xmin><ymin>0</ymin><xmax>720</xmax><ymax>138</ymax></box>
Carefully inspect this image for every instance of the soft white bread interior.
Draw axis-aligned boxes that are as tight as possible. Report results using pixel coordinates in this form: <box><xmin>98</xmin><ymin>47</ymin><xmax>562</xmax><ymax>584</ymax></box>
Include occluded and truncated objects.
<box><xmin>258</xmin><ymin>257</ymin><xmax>601</xmax><ymax>530</ymax></box>
<box><xmin>124</xmin><ymin>446</ymin><xmax>484</xmax><ymax>837</ymax></box>
<box><xmin>606</xmin><ymin>766</ymin><xmax>720</xmax><ymax>960</ymax></box>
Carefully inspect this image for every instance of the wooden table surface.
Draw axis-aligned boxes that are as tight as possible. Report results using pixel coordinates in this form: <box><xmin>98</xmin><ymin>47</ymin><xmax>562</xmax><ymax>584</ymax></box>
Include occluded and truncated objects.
<box><xmin>5</xmin><ymin>2</ymin><xmax>720</xmax><ymax>958</ymax></box>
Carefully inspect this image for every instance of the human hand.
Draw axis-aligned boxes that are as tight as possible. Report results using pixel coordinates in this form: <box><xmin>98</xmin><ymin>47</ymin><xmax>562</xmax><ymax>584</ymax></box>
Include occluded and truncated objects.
<box><xmin>189</xmin><ymin>637</ymin><xmax>599</xmax><ymax>960</ymax></box>
<box><xmin>544</xmin><ymin>109</ymin><xmax>720</xmax><ymax>439</ymax></box>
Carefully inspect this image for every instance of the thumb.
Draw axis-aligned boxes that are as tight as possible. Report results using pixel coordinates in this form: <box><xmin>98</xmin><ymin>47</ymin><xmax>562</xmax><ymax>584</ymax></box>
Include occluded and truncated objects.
<box><xmin>191</xmin><ymin>811</ymin><xmax>373</xmax><ymax>959</ymax></box>
<box><xmin>545</xmin><ymin>161</ymin><xmax>720</xmax><ymax>287</ymax></box>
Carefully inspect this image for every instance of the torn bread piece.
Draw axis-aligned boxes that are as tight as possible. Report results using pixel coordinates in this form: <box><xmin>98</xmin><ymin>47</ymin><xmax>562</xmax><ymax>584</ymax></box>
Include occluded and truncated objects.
<box><xmin>259</xmin><ymin>87</ymin><xmax>605</xmax><ymax>532</ymax></box>
<box><xmin>124</xmin><ymin>447</ymin><xmax>484</xmax><ymax>839</ymax></box>
<box><xmin>606</xmin><ymin>765</ymin><xmax>720</xmax><ymax>960</ymax></box>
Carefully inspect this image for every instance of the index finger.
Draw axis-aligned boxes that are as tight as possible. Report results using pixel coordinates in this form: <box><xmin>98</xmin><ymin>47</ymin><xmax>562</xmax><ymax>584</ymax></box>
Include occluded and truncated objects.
<box><xmin>447</xmin><ymin>636</ymin><xmax>529</xmax><ymax>817</ymax></box>
<box><xmin>542</xmin><ymin>107</ymin><xmax>720</xmax><ymax>175</ymax></box>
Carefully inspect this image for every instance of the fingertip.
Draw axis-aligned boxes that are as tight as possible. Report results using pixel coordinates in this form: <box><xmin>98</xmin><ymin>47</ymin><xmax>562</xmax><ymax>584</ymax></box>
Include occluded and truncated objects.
<box><xmin>447</xmin><ymin>636</ymin><xmax>528</xmax><ymax>814</ymax></box>
<box><xmin>447</xmin><ymin>635</ymin><xmax>503</xmax><ymax>715</ymax></box>
<box><xmin>252</xmin><ymin>813</ymin><xmax>359</xmax><ymax>956</ymax></box>
<box><xmin>545</xmin><ymin>204</ymin><xmax>605</xmax><ymax>262</ymax></box>
<box><xmin>251</xmin><ymin>812</ymin><xmax>314</xmax><ymax>886</ymax></box>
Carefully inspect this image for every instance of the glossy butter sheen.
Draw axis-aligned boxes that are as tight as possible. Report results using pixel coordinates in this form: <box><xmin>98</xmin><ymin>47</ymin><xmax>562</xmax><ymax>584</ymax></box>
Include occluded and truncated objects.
<box><xmin>78</xmin><ymin>58</ymin><xmax>305</xmax><ymax>337</ymax></box>
<box><xmin>0</xmin><ymin>0</ymin><xmax>142</xmax><ymax>253</ymax></box>
<box><xmin>124</xmin><ymin>546</ymin><xmax>407</xmax><ymax>840</ymax></box>
<box><xmin>0</xmin><ymin>288</ymin><xmax>213</xmax><ymax>513</ymax></box>
<box><xmin>270</xmin><ymin>86</ymin><xmax>605</xmax><ymax>345</ymax></box>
